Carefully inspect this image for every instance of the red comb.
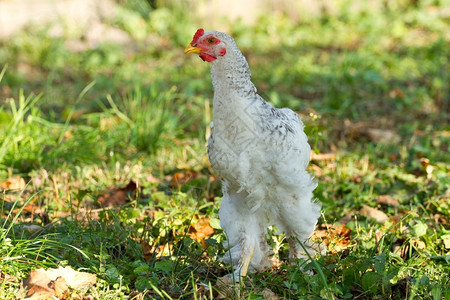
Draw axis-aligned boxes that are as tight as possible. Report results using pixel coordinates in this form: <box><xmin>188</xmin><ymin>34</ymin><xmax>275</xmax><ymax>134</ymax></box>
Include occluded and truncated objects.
<box><xmin>191</xmin><ymin>28</ymin><xmax>204</xmax><ymax>44</ymax></box>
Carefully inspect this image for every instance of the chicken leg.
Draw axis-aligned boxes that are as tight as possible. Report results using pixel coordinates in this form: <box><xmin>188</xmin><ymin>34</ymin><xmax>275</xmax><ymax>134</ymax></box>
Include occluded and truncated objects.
<box><xmin>219</xmin><ymin>184</ymin><xmax>271</xmax><ymax>279</ymax></box>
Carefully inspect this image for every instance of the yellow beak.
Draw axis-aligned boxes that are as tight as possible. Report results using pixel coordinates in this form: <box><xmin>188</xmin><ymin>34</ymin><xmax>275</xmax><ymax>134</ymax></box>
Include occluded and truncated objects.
<box><xmin>184</xmin><ymin>44</ymin><xmax>202</xmax><ymax>54</ymax></box>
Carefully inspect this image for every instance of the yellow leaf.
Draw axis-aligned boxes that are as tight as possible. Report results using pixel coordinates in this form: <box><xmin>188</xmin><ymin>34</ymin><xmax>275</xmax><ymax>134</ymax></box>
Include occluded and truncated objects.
<box><xmin>21</xmin><ymin>266</ymin><xmax>96</xmax><ymax>299</ymax></box>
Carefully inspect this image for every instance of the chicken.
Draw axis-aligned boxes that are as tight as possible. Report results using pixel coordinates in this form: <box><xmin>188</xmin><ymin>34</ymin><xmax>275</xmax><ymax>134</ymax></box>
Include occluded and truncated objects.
<box><xmin>185</xmin><ymin>29</ymin><xmax>322</xmax><ymax>278</ymax></box>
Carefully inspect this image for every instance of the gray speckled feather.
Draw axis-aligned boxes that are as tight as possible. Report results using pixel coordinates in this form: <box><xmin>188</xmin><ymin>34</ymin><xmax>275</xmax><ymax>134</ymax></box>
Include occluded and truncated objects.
<box><xmin>191</xmin><ymin>30</ymin><xmax>322</xmax><ymax>278</ymax></box>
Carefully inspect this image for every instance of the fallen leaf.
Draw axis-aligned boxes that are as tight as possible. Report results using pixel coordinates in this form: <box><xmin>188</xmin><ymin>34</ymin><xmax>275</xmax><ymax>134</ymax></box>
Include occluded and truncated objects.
<box><xmin>146</xmin><ymin>173</ymin><xmax>162</xmax><ymax>184</ymax></box>
<box><xmin>365</xmin><ymin>128</ymin><xmax>401</xmax><ymax>143</ymax></box>
<box><xmin>308</xmin><ymin>164</ymin><xmax>323</xmax><ymax>177</ymax></box>
<box><xmin>414</xmin><ymin>130</ymin><xmax>450</xmax><ymax>138</ymax></box>
<box><xmin>1</xmin><ymin>176</ymin><xmax>26</xmax><ymax>191</ymax></box>
<box><xmin>1</xmin><ymin>272</ymin><xmax>18</xmax><ymax>283</ymax></box>
<box><xmin>22</xmin><ymin>266</ymin><xmax>96</xmax><ymax>299</ymax></box>
<box><xmin>392</xmin><ymin>238</ymin><xmax>409</xmax><ymax>260</ymax></box>
<box><xmin>344</xmin><ymin>120</ymin><xmax>401</xmax><ymax>144</ymax></box>
<box><xmin>433</xmin><ymin>214</ymin><xmax>448</xmax><ymax>226</ymax></box>
<box><xmin>47</xmin><ymin>267</ymin><xmax>96</xmax><ymax>290</ymax></box>
<box><xmin>99</xmin><ymin>116</ymin><xmax>121</xmax><ymax>130</ymax></box>
<box><xmin>50</xmin><ymin>276</ymin><xmax>69</xmax><ymax>299</ymax></box>
<box><xmin>351</xmin><ymin>175</ymin><xmax>363</xmax><ymax>183</ymax></box>
<box><xmin>23</xmin><ymin>201</ymin><xmax>41</xmax><ymax>214</ymax></box>
<box><xmin>140</xmin><ymin>241</ymin><xmax>174</xmax><ymax>261</ymax></box>
<box><xmin>419</xmin><ymin>157</ymin><xmax>434</xmax><ymax>179</ymax></box>
<box><xmin>98</xmin><ymin>189</ymin><xmax>127</xmax><ymax>207</ymax></box>
<box><xmin>188</xmin><ymin>216</ymin><xmax>215</xmax><ymax>248</ymax></box>
<box><xmin>97</xmin><ymin>180</ymin><xmax>138</xmax><ymax>207</ymax></box>
<box><xmin>388</xmin><ymin>152</ymin><xmax>400</xmax><ymax>161</ymax></box>
<box><xmin>23</xmin><ymin>281</ymin><xmax>55</xmax><ymax>300</ymax></box>
<box><xmin>141</xmin><ymin>241</ymin><xmax>153</xmax><ymax>262</ymax></box>
<box><xmin>376</xmin><ymin>195</ymin><xmax>399</xmax><ymax>207</ymax></box>
<box><xmin>359</xmin><ymin>205</ymin><xmax>389</xmax><ymax>223</ymax></box>
<box><xmin>313</xmin><ymin>224</ymin><xmax>351</xmax><ymax>254</ymax></box>
<box><xmin>389</xmin><ymin>214</ymin><xmax>403</xmax><ymax>224</ymax></box>
<box><xmin>411</xmin><ymin>238</ymin><xmax>426</xmax><ymax>250</ymax></box>
<box><xmin>310</xmin><ymin>151</ymin><xmax>336</xmax><ymax>161</ymax></box>
<box><xmin>388</xmin><ymin>88</ymin><xmax>405</xmax><ymax>99</ymax></box>
<box><xmin>338</xmin><ymin>213</ymin><xmax>354</xmax><ymax>224</ymax></box>
<box><xmin>262</xmin><ymin>287</ymin><xmax>279</xmax><ymax>300</ymax></box>
<box><xmin>63</xmin><ymin>130</ymin><xmax>73</xmax><ymax>139</ymax></box>
<box><xmin>169</xmin><ymin>170</ymin><xmax>203</xmax><ymax>187</ymax></box>
<box><xmin>375</xmin><ymin>230</ymin><xmax>385</xmax><ymax>244</ymax></box>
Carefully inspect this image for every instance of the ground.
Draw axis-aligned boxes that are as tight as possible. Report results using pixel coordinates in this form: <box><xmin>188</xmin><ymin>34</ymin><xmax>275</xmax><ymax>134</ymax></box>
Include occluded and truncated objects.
<box><xmin>0</xmin><ymin>0</ymin><xmax>449</xmax><ymax>299</ymax></box>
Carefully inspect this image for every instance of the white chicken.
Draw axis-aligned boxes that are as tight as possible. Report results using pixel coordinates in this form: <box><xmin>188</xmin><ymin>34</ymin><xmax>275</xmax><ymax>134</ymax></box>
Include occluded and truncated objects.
<box><xmin>185</xmin><ymin>29</ymin><xmax>321</xmax><ymax>278</ymax></box>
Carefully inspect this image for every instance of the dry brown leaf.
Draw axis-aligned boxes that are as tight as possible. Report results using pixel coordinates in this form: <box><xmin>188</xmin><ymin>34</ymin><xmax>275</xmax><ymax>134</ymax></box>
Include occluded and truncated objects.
<box><xmin>308</xmin><ymin>164</ymin><xmax>323</xmax><ymax>178</ymax></box>
<box><xmin>338</xmin><ymin>213</ymin><xmax>354</xmax><ymax>224</ymax></box>
<box><xmin>97</xmin><ymin>180</ymin><xmax>137</xmax><ymax>207</ymax></box>
<box><xmin>414</xmin><ymin>130</ymin><xmax>450</xmax><ymax>138</ymax></box>
<box><xmin>1</xmin><ymin>176</ymin><xmax>26</xmax><ymax>190</ymax></box>
<box><xmin>314</xmin><ymin>224</ymin><xmax>351</xmax><ymax>254</ymax></box>
<box><xmin>310</xmin><ymin>151</ymin><xmax>336</xmax><ymax>161</ymax></box>
<box><xmin>376</xmin><ymin>195</ymin><xmax>399</xmax><ymax>207</ymax></box>
<box><xmin>50</xmin><ymin>276</ymin><xmax>69</xmax><ymax>299</ymax></box>
<box><xmin>433</xmin><ymin>214</ymin><xmax>448</xmax><ymax>226</ymax></box>
<box><xmin>146</xmin><ymin>173</ymin><xmax>162</xmax><ymax>184</ymax></box>
<box><xmin>344</xmin><ymin>120</ymin><xmax>401</xmax><ymax>144</ymax></box>
<box><xmin>411</xmin><ymin>238</ymin><xmax>426</xmax><ymax>250</ymax></box>
<box><xmin>388</xmin><ymin>152</ymin><xmax>400</xmax><ymax>161</ymax></box>
<box><xmin>365</xmin><ymin>128</ymin><xmax>401</xmax><ymax>143</ymax></box>
<box><xmin>98</xmin><ymin>189</ymin><xmax>127</xmax><ymax>207</ymax></box>
<box><xmin>375</xmin><ymin>229</ymin><xmax>385</xmax><ymax>244</ymax></box>
<box><xmin>393</xmin><ymin>238</ymin><xmax>409</xmax><ymax>260</ymax></box>
<box><xmin>63</xmin><ymin>130</ymin><xmax>73</xmax><ymax>139</ymax></box>
<box><xmin>1</xmin><ymin>272</ymin><xmax>18</xmax><ymax>283</ymax></box>
<box><xmin>141</xmin><ymin>241</ymin><xmax>153</xmax><ymax>262</ymax></box>
<box><xmin>359</xmin><ymin>205</ymin><xmax>389</xmax><ymax>223</ymax></box>
<box><xmin>141</xmin><ymin>241</ymin><xmax>174</xmax><ymax>261</ymax></box>
<box><xmin>394</xmin><ymin>238</ymin><xmax>427</xmax><ymax>260</ymax></box>
<box><xmin>22</xmin><ymin>201</ymin><xmax>41</xmax><ymax>214</ymax></box>
<box><xmin>46</xmin><ymin>267</ymin><xmax>96</xmax><ymax>290</ymax></box>
<box><xmin>388</xmin><ymin>88</ymin><xmax>405</xmax><ymax>99</ymax></box>
<box><xmin>169</xmin><ymin>170</ymin><xmax>203</xmax><ymax>187</ymax></box>
<box><xmin>22</xmin><ymin>266</ymin><xmax>96</xmax><ymax>299</ymax></box>
<box><xmin>389</xmin><ymin>214</ymin><xmax>403</xmax><ymax>224</ymax></box>
<box><xmin>419</xmin><ymin>157</ymin><xmax>434</xmax><ymax>179</ymax></box>
<box><xmin>188</xmin><ymin>217</ymin><xmax>215</xmax><ymax>248</ymax></box>
<box><xmin>23</xmin><ymin>282</ymin><xmax>55</xmax><ymax>300</ymax></box>
<box><xmin>262</xmin><ymin>288</ymin><xmax>279</xmax><ymax>300</ymax></box>
<box><xmin>99</xmin><ymin>116</ymin><xmax>118</xmax><ymax>130</ymax></box>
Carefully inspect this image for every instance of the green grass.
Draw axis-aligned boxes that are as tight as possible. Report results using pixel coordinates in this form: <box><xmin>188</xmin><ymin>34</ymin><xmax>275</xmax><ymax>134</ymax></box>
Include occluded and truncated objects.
<box><xmin>0</xmin><ymin>0</ymin><xmax>449</xmax><ymax>299</ymax></box>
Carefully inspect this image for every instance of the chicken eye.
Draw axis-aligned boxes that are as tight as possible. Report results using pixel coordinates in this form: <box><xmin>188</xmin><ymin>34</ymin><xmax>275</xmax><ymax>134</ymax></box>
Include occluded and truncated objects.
<box><xmin>207</xmin><ymin>38</ymin><xmax>216</xmax><ymax>44</ymax></box>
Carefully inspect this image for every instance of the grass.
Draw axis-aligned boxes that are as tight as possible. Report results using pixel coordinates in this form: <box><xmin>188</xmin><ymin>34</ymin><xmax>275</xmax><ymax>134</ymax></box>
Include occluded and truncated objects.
<box><xmin>0</xmin><ymin>0</ymin><xmax>449</xmax><ymax>298</ymax></box>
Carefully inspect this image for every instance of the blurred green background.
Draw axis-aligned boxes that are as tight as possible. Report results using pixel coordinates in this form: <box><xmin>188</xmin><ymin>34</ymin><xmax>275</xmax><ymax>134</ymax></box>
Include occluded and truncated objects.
<box><xmin>0</xmin><ymin>0</ymin><xmax>448</xmax><ymax>173</ymax></box>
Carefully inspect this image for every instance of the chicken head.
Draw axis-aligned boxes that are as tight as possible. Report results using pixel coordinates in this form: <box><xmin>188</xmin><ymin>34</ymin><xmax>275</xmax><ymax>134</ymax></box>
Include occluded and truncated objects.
<box><xmin>184</xmin><ymin>28</ymin><xmax>227</xmax><ymax>62</ymax></box>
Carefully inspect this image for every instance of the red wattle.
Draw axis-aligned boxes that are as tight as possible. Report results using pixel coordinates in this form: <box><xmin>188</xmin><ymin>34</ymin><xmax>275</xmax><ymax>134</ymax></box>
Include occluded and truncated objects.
<box><xmin>200</xmin><ymin>53</ymin><xmax>217</xmax><ymax>62</ymax></box>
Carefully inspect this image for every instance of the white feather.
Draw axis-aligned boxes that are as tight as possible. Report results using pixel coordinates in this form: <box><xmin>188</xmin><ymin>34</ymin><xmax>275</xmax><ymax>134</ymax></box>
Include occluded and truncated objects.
<box><xmin>200</xmin><ymin>30</ymin><xmax>321</xmax><ymax>277</ymax></box>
